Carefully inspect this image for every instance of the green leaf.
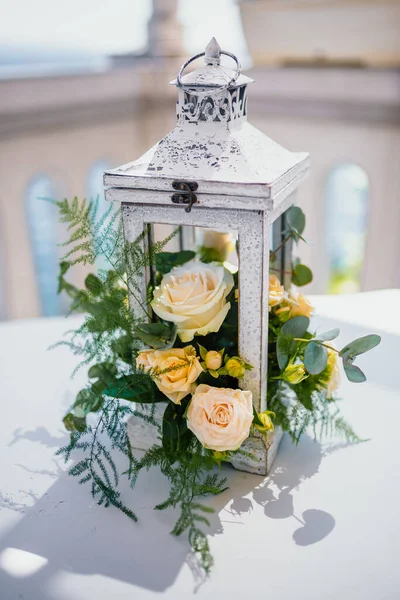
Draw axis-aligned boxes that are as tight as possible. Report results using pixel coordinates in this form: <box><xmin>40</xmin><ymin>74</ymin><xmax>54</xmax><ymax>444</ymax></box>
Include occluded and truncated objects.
<box><xmin>88</xmin><ymin>362</ymin><xmax>118</xmax><ymax>385</ymax></box>
<box><xmin>73</xmin><ymin>388</ymin><xmax>104</xmax><ymax>417</ymax></box>
<box><xmin>155</xmin><ymin>250</ymin><xmax>196</xmax><ymax>275</ymax></box>
<box><xmin>197</xmin><ymin>344</ymin><xmax>208</xmax><ymax>361</ymax></box>
<box><xmin>63</xmin><ymin>412</ymin><xmax>87</xmax><ymax>433</ymax></box>
<box><xmin>162</xmin><ymin>402</ymin><xmax>191</xmax><ymax>462</ymax></box>
<box><xmin>277</xmin><ymin>333</ymin><xmax>292</xmax><ymax>370</ymax></box>
<box><xmin>292</xmin><ymin>264</ymin><xmax>313</xmax><ymax>287</ymax></box>
<box><xmin>103</xmin><ymin>375</ymin><xmax>166</xmax><ymax>403</ymax></box>
<box><xmin>314</xmin><ymin>328</ymin><xmax>340</xmax><ymax>342</ymax></box>
<box><xmin>85</xmin><ymin>273</ymin><xmax>103</xmax><ymax>296</ymax></box>
<box><xmin>339</xmin><ymin>334</ymin><xmax>381</xmax><ymax>359</ymax></box>
<box><xmin>281</xmin><ymin>316</ymin><xmax>310</xmax><ymax>338</ymax></box>
<box><xmin>286</xmin><ymin>206</ymin><xmax>306</xmax><ymax>236</ymax></box>
<box><xmin>343</xmin><ymin>360</ymin><xmax>367</xmax><ymax>383</ymax></box>
<box><xmin>304</xmin><ymin>342</ymin><xmax>328</xmax><ymax>375</ymax></box>
<box><xmin>135</xmin><ymin>322</ymin><xmax>177</xmax><ymax>350</ymax></box>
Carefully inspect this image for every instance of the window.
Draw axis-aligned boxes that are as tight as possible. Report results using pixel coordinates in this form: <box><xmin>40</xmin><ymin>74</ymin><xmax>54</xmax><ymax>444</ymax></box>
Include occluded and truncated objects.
<box><xmin>25</xmin><ymin>175</ymin><xmax>63</xmax><ymax>316</ymax></box>
<box><xmin>325</xmin><ymin>163</ymin><xmax>369</xmax><ymax>294</ymax></box>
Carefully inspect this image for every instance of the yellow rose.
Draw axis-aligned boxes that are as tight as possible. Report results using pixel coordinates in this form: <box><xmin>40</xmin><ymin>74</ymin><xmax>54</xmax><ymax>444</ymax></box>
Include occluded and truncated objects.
<box><xmin>282</xmin><ymin>362</ymin><xmax>308</xmax><ymax>384</ymax></box>
<box><xmin>205</xmin><ymin>350</ymin><xmax>223</xmax><ymax>371</ymax></box>
<box><xmin>254</xmin><ymin>410</ymin><xmax>275</xmax><ymax>434</ymax></box>
<box><xmin>326</xmin><ymin>349</ymin><xmax>340</xmax><ymax>398</ymax></box>
<box><xmin>288</xmin><ymin>292</ymin><xmax>314</xmax><ymax>319</ymax></box>
<box><xmin>152</xmin><ymin>260</ymin><xmax>234</xmax><ymax>343</ymax></box>
<box><xmin>136</xmin><ymin>345</ymin><xmax>202</xmax><ymax>404</ymax></box>
<box><xmin>225</xmin><ymin>357</ymin><xmax>246</xmax><ymax>379</ymax></box>
<box><xmin>269</xmin><ymin>274</ymin><xmax>285</xmax><ymax>308</ymax></box>
<box><xmin>187</xmin><ymin>384</ymin><xmax>253</xmax><ymax>451</ymax></box>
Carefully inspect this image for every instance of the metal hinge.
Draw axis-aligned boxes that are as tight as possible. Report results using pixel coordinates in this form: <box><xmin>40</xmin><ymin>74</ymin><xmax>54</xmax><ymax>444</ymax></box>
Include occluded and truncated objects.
<box><xmin>171</xmin><ymin>180</ymin><xmax>198</xmax><ymax>213</ymax></box>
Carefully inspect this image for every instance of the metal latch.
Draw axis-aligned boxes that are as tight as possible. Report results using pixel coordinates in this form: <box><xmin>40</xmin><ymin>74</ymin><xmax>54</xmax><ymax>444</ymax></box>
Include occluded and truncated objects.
<box><xmin>171</xmin><ymin>180</ymin><xmax>198</xmax><ymax>213</ymax></box>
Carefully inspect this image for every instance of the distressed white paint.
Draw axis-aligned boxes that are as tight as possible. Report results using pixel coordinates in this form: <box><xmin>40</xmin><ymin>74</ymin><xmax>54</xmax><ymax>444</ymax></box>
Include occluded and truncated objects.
<box><xmin>107</xmin><ymin>41</ymin><xmax>309</xmax><ymax>474</ymax></box>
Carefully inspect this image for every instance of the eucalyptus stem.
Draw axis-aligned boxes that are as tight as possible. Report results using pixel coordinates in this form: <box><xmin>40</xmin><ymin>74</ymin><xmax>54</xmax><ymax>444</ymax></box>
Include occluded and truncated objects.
<box><xmin>293</xmin><ymin>338</ymin><xmax>339</xmax><ymax>353</ymax></box>
<box><xmin>270</xmin><ymin>267</ymin><xmax>293</xmax><ymax>275</ymax></box>
<box><xmin>270</xmin><ymin>233</ymin><xmax>293</xmax><ymax>258</ymax></box>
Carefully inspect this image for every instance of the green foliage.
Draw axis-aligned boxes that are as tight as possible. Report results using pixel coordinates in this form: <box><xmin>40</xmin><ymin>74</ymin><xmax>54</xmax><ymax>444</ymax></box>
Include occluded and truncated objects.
<box><xmin>57</xmin><ymin>398</ymin><xmax>139</xmax><ymax>522</ymax></box>
<box><xmin>162</xmin><ymin>400</ymin><xmax>192</xmax><ymax>463</ymax></box>
<box><xmin>135</xmin><ymin>322</ymin><xmax>178</xmax><ymax>349</ymax></box>
<box><xmin>268</xmin><ymin>380</ymin><xmax>362</xmax><ymax>445</ymax></box>
<box><xmin>339</xmin><ymin>334</ymin><xmax>381</xmax><ymax>359</ymax></box>
<box><xmin>156</xmin><ymin>250</ymin><xmax>196</xmax><ymax>274</ymax></box>
<box><xmin>276</xmin><ymin>316</ymin><xmax>310</xmax><ymax>370</ymax></box>
<box><xmin>131</xmin><ymin>436</ymin><xmax>227</xmax><ymax>574</ymax></box>
<box><xmin>53</xmin><ymin>195</ymin><xmax>381</xmax><ymax>575</ymax></box>
<box><xmin>286</xmin><ymin>206</ymin><xmax>306</xmax><ymax>240</ymax></box>
<box><xmin>292</xmin><ymin>263</ymin><xmax>313</xmax><ymax>286</ymax></box>
<box><xmin>52</xmin><ymin>197</ymin><xmax>227</xmax><ymax>574</ymax></box>
<box><xmin>304</xmin><ymin>342</ymin><xmax>328</xmax><ymax>375</ymax></box>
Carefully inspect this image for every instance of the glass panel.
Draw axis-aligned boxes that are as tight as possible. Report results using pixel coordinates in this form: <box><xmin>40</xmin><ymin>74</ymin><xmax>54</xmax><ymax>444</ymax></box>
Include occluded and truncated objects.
<box><xmin>147</xmin><ymin>222</ymin><xmax>239</xmax><ymax>357</ymax></box>
<box><xmin>325</xmin><ymin>163</ymin><xmax>369</xmax><ymax>294</ymax></box>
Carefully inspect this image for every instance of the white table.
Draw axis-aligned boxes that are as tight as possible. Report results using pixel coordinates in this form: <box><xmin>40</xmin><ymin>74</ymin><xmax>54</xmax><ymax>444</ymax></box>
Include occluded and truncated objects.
<box><xmin>0</xmin><ymin>290</ymin><xmax>399</xmax><ymax>600</ymax></box>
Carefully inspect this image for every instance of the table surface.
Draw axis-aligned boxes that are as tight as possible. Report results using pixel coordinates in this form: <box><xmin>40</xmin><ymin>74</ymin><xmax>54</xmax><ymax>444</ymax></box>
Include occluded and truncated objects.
<box><xmin>0</xmin><ymin>290</ymin><xmax>399</xmax><ymax>600</ymax></box>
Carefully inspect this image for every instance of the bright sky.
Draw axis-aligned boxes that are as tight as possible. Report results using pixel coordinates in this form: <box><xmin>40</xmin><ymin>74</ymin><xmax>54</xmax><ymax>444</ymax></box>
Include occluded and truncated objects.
<box><xmin>0</xmin><ymin>0</ymin><xmax>250</xmax><ymax>64</ymax></box>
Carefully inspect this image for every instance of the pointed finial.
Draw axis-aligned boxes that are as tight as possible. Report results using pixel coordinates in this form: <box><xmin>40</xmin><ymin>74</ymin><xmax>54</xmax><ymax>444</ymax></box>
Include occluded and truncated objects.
<box><xmin>205</xmin><ymin>37</ymin><xmax>221</xmax><ymax>66</ymax></box>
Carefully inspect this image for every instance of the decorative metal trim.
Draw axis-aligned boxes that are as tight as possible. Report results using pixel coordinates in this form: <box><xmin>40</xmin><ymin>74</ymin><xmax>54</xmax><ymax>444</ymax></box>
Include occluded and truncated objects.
<box><xmin>179</xmin><ymin>85</ymin><xmax>248</xmax><ymax>124</ymax></box>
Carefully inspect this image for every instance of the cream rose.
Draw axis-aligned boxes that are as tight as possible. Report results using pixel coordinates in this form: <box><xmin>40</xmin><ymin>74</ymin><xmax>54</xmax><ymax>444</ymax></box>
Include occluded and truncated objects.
<box><xmin>268</xmin><ymin>274</ymin><xmax>285</xmax><ymax>308</ymax></box>
<box><xmin>187</xmin><ymin>384</ymin><xmax>253</xmax><ymax>451</ymax></box>
<box><xmin>151</xmin><ymin>260</ymin><xmax>234</xmax><ymax>343</ymax></box>
<box><xmin>136</xmin><ymin>345</ymin><xmax>203</xmax><ymax>404</ymax></box>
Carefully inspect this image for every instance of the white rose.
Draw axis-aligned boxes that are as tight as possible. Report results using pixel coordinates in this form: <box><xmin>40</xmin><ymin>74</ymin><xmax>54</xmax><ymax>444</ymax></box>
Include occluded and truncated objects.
<box><xmin>136</xmin><ymin>345</ymin><xmax>203</xmax><ymax>405</ymax></box>
<box><xmin>187</xmin><ymin>384</ymin><xmax>253</xmax><ymax>451</ymax></box>
<box><xmin>151</xmin><ymin>260</ymin><xmax>234</xmax><ymax>343</ymax></box>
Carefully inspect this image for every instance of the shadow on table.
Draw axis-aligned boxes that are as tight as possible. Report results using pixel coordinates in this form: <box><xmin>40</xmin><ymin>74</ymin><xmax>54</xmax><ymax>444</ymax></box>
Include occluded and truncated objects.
<box><xmin>0</xmin><ymin>426</ymin><xmax>338</xmax><ymax>598</ymax></box>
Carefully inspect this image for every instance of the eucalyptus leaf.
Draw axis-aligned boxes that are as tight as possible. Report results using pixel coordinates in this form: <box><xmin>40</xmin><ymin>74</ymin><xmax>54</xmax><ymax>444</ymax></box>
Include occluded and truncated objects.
<box><xmin>277</xmin><ymin>333</ymin><xmax>292</xmax><ymax>370</ymax></box>
<box><xmin>339</xmin><ymin>334</ymin><xmax>381</xmax><ymax>359</ymax></box>
<box><xmin>286</xmin><ymin>206</ymin><xmax>306</xmax><ymax>236</ymax></box>
<box><xmin>314</xmin><ymin>328</ymin><xmax>340</xmax><ymax>342</ymax></box>
<box><xmin>343</xmin><ymin>360</ymin><xmax>367</xmax><ymax>383</ymax></box>
<box><xmin>135</xmin><ymin>322</ymin><xmax>177</xmax><ymax>349</ymax></box>
<box><xmin>304</xmin><ymin>342</ymin><xmax>328</xmax><ymax>375</ymax></box>
<box><xmin>281</xmin><ymin>316</ymin><xmax>310</xmax><ymax>339</ymax></box>
<box><xmin>292</xmin><ymin>264</ymin><xmax>313</xmax><ymax>287</ymax></box>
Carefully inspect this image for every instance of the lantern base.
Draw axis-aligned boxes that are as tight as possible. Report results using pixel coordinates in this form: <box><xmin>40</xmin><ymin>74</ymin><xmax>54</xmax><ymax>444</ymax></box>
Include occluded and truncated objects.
<box><xmin>126</xmin><ymin>406</ymin><xmax>283</xmax><ymax>476</ymax></box>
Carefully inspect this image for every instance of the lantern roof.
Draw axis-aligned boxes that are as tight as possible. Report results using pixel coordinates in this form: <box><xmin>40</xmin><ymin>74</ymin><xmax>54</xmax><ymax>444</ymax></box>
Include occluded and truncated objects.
<box><xmin>104</xmin><ymin>39</ymin><xmax>309</xmax><ymax>205</ymax></box>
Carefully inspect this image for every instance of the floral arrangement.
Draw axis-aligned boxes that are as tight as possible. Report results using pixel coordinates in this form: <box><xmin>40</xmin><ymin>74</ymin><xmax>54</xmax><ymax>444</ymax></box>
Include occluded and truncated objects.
<box><xmin>54</xmin><ymin>197</ymin><xmax>380</xmax><ymax>573</ymax></box>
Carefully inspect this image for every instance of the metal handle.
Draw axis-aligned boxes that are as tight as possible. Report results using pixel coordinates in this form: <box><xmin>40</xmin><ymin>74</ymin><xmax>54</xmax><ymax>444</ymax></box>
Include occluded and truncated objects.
<box><xmin>176</xmin><ymin>50</ymin><xmax>241</xmax><ymax>97</ymax></box>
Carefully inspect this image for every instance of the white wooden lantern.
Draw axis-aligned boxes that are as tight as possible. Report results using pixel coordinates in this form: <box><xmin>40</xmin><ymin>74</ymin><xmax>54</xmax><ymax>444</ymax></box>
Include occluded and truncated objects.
<box><xmin>104</xmin><ymin>39</ymin><xmax>309</xmax><ymax>475</ymax></box>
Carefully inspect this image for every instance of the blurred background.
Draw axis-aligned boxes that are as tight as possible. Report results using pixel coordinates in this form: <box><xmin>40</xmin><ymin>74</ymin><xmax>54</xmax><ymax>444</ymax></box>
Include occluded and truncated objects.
<box><xmin>0</xmin><ymin>0</ymin><xmax>399</xmax><ymax>321</ymax></box>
